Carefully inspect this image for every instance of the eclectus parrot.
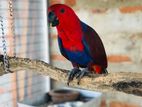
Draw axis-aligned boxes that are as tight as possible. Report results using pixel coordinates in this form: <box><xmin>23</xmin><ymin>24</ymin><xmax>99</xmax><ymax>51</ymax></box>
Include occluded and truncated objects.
<box><xmin>48</xmin><ymin>4</ymin><xmax>108</xmax><ymax>85</ymax></box>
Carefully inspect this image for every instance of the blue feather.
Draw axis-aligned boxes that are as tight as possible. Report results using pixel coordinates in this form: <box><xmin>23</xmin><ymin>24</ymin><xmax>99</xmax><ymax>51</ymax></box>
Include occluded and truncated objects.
<box><xmin>58</xmin><ymin>36</ymin><xmax>92</xmax><ymax>66</ymax></box>
<box><xmin>64</xmin><ymin>49</ymin><xmax>92</xmax><ymax>66</ymax></box>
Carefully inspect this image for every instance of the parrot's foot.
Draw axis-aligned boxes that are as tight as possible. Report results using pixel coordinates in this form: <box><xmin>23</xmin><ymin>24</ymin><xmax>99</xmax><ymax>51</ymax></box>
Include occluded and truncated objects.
<box><xmin>67</xmin><ymin>68</ymin><xmax>81</xmax><ymax>85</ymax></box>
<box><xmin>76</xmin><ymin>68</ymin><xmax>90</xmax><ymax>85</ymax></box>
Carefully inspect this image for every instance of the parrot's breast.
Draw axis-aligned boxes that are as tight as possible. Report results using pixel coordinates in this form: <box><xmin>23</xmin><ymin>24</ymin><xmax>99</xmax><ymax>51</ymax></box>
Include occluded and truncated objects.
<box><xmin>57</xmin><ymin>26</ymin><xmax>84</xmax><ymax>51</ymax></box>
<box><xmin>62</xmin><ymin>40</ymin><xmax>84</xmax><ymax>52</ymax></box>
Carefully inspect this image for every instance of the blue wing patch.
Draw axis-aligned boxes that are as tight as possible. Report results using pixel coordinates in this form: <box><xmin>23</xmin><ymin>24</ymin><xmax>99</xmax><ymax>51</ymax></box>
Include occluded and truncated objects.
<box><xmin>58</xmin><ymin>36</ymin><xmax>69</xmax><ymax>60</ymax></box>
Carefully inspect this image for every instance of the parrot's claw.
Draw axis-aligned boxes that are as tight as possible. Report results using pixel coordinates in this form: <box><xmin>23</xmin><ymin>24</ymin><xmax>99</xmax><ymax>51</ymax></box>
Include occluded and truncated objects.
<box><xmin>67</xmin><ymin>68</ymin><xmax>81</xmax><ymax>85</ymax></box>
<box><xmin>76</xmin><ymin>68</ymin><xmax>90</xmax><ymax>85</ymax></box>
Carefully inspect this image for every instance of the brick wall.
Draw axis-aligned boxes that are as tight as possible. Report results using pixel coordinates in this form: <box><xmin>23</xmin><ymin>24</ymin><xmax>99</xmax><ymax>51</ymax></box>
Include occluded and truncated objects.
<box><xmin>49</xmin><ymin>0</ymin><xmax>142</xmax><ymax>88</ymax></box>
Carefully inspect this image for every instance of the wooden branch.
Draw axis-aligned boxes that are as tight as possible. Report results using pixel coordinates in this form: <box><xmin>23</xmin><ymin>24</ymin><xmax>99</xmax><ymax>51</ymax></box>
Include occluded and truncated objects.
<box><xmin>0</xmin><ymin>56</ymin><xmax>142</xmax><ymax>96</ymax></box>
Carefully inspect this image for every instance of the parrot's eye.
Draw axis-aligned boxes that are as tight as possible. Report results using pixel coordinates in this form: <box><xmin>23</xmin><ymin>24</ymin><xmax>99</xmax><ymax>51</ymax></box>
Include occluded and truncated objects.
<box><xmin>60</xmin><ymin>8</ymin><xmax>65</xmax><ymax>13</ymax></box>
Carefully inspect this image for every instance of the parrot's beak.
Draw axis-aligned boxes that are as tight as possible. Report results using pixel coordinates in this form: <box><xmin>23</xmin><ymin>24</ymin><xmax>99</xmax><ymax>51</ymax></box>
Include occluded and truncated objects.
<box><xmin>48</xmin><ymin>11</ymin><xmax>59</xmax><ymax>27</ymax></box>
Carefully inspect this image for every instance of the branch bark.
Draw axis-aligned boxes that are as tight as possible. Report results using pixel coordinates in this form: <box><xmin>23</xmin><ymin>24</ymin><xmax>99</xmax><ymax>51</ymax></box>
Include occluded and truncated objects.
<box><xmin>0</xmin><ymin>56</ymin><xmax>142</xmax><ymax>96</ymax></box>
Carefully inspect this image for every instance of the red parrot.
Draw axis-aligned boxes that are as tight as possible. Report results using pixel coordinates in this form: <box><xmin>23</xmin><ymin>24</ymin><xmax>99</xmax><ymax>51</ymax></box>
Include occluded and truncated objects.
<box><xmin>48</xmin><ymin>4</ymin><xmax>108</xmax><ymax>85</ymax></box>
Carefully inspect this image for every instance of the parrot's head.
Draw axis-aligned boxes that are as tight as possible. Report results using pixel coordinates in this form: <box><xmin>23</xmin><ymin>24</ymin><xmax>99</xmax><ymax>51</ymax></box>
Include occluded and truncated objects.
<box><xmin>48</xmin><ymin>4</ymin><xmax>78</xmax><ymax>27</ymax></box>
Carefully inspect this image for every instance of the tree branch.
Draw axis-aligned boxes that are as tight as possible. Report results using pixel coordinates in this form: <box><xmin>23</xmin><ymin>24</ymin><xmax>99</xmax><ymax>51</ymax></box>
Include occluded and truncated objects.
<box><xmin>0</xmin><ymin>56</ymin><xmax>142</xmax><ymax>96</ymax></box>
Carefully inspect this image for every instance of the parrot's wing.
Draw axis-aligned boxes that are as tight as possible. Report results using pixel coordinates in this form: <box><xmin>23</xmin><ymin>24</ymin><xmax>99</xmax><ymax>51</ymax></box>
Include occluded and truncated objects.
<box><xmin>81</xmin><ymin>21</ymin><xmax>108</xmax><ymax>68</ymax></box>
<box><xmin>58</xmin><ymin>36</ymin><xmax>69</xmax><ymax>60</ymax></box>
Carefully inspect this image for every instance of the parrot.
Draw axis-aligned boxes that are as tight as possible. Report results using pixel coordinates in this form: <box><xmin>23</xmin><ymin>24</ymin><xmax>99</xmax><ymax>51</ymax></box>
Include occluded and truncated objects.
<box><xmin>48</xmin><ymin>4</ymin><xmax>108</xmax><ymax>85</ymax></box>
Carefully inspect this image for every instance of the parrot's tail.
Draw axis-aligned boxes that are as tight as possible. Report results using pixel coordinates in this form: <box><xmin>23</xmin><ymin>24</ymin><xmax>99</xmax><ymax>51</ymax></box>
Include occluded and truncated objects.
<box><xmin>90</xmin><ymin>64</ymin><xmax>108</xmax><ymax>74</ymax></box>
<box><xmin>102</xmin><ymin>68</ymin><xmax>108</xmax><ymax>74</ymax></box>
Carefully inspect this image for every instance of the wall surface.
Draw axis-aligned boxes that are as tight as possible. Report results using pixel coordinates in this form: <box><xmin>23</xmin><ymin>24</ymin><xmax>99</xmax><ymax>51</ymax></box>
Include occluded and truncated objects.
<box><xmin>49</xmin><ymin>0</ymin><xmax>142</xmax><ymax>88</ymax></box>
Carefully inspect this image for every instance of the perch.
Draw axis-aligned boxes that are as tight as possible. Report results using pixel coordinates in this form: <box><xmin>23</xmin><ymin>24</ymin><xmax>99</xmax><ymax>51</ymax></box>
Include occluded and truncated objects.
<box><xmin>0</xmin><ymin>56</ymin><xmax>142</xmax><ymax>96</ymax></box>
